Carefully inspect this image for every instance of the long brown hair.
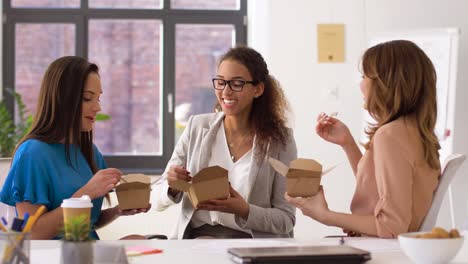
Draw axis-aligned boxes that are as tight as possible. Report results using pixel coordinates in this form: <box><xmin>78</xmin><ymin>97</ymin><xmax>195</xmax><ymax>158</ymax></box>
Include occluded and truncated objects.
<box><xmin>214</xmin><ymin>46</ymin><xmax>290</xmax><ymax>155</ymax></box>
<box><xmin>15</xmin><ymin>56</ymin><xmax>99</xmax><ymax>174</ymax></box>
<box><xmin>362</xmin><ymin>40</ymin><xmax>440</xmax><ymax>169</ymax></box>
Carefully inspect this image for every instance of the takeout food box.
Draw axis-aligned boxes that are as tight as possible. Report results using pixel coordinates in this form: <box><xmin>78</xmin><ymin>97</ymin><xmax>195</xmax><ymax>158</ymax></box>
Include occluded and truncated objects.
<box><xmin>115</xmin><ymin>174</ymin><xmax>152</xmax><ymax>210</ymax></box>
<box><xmin>168</xmin><ymin>166</ymin><xmax>229</xmax><ymax>208</ymax></box>
<box><xmin>269</xmin><ymin>157</ymin><xmax>324</xmax><ymax>197</ymax></box>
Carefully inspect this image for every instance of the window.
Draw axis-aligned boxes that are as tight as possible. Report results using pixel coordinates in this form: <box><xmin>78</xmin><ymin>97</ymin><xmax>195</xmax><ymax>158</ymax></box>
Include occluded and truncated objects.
<box><xmin>15</xmin><ymin>23</ymin><xmax>75</xmax><ymax>114</ymax></box>
<box><xmin>3</xmin><ymin>0</ymin><xmax>247</xmax><ymax>173</ymax></box>
<box><xmin>174</xmin><ymin>24</ymin><xmax>235</xmax><ymax>142</ymax></box>
<box><xmin>89</xmin><ymin>19</ymin><xmax>162</xmax><ymax>156</ymax></box>
<box><xmin>12</xmin><ymin>0</ymin><xmax>79</xmax><ymax>8</ymax></box>
<box><xmin>171</xmin><ymin>0</ymin><xmax>238</xmax><ymax>10</ymax></box>
<box><xmin>89</xmin><ymin>1</ymin><xmax>162</xmax><ymax>9</ymax></box>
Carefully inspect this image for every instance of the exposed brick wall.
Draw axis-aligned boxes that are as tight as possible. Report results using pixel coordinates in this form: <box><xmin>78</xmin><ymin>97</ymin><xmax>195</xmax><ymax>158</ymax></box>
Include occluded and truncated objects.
<box><xmin>15</xmin><ymin>23</ymin><xmax>75</xmax><ymax>119</ymax></box>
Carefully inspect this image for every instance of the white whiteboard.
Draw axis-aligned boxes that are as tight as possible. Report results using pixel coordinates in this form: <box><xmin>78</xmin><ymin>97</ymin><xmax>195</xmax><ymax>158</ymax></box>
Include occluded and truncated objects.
<box><xmin>366</xmin><ymin>28</ymin><xmax>460</xmax><ymax>161</ymax></box>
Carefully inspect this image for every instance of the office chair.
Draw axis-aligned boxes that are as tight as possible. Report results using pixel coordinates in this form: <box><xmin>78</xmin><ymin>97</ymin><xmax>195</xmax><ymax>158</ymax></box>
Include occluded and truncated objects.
<box><xmin>419</xmin><ymin>154</ymin><xmax>466</xmax><ymax>231</ymax></box>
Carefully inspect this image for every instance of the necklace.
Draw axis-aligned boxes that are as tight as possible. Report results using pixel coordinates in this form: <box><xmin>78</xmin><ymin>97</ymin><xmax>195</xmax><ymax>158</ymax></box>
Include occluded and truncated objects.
<box><xmin>227</xmin><ymin>132</ymin><xmax>251</xmax><ymax>162</ymax></box>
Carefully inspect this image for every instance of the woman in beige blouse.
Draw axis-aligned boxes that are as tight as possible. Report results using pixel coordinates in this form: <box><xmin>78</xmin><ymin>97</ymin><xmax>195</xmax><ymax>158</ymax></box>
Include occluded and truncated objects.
<box><xmin>286</xmin><ymin>40</ymin><xmax>441</xmax><ymax>238</ymax></box>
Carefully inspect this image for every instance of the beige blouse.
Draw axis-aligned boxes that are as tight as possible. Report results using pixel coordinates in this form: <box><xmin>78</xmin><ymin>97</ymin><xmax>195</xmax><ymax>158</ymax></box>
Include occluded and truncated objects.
<box><xmin>351</xmin><ymin>116</ymin><xmax>440</xmax><ymax>238</ymax></box>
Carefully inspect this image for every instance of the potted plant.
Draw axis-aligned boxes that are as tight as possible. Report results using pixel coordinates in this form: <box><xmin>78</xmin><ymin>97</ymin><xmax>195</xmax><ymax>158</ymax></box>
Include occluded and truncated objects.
<box><xmin>61</xmin><ymin>214</ymin><xmax>94</xmax><ymax>264</ymax></box>
<box><xmin>0</xmin><ymin>88</ymin><xmax>33</xmax><ymax>158</ymax></box>
<box><xmin>0</xmin><ymin>89</ymin><xmax>111</xmax><ymax>159</ymax></box>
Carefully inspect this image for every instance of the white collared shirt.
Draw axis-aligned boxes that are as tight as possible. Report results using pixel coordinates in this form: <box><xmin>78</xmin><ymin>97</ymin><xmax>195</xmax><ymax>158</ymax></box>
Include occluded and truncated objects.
<box><xmin>191</xmin><ymin>122</ymin><xmax>253</xmax><ymax>233</ymax></box>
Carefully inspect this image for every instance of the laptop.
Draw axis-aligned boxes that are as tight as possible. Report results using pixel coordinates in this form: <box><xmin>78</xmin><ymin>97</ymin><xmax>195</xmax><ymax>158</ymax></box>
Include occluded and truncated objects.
<box><xmin>228</xmin><ymin>245</ymin><xmax>371</xmax><ymax>264</ymax></box>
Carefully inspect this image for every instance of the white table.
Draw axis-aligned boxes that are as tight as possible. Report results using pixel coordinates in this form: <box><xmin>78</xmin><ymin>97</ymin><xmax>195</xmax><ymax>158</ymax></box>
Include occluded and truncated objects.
<box><xmin>31</xmin><ymin>236</ymin><xmax>468</xmax><ymax>264</ymax></box>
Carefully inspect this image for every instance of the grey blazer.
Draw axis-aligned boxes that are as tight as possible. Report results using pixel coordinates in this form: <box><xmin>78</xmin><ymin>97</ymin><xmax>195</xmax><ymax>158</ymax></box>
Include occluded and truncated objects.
<box><xmin>153</xmin><ymin>112</ymin><xmax>297</xmax><ymax>239</ymax></box>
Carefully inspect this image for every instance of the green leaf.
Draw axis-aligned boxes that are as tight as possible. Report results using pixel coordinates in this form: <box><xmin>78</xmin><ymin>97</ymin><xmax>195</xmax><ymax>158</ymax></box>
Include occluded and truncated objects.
<box><xmin>95</xmin><ymin>113</ymin><xmax>111</xmax><ymax>121</ymax></box>
<box><xmin>0</xmin><ymin>89</ymin><xmax>33</xmax><ymax>157</ymax></box>
<box><xmin>61</xmin><ymin>214</ymin><xmax>94</xmax><ymax>242</ymax></box>
<box><xmin>0</xmin><ymin>101</ymin><xmax>16</xmax><ymax>157</ymax></box>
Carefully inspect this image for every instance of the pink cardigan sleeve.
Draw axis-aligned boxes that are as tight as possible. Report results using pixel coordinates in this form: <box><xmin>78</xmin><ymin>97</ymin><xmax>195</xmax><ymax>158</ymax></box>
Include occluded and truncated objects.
<box><xmin>372</xmin><ymin>129</ymin><xmax>414</xmax><ymax>238</ymax></box>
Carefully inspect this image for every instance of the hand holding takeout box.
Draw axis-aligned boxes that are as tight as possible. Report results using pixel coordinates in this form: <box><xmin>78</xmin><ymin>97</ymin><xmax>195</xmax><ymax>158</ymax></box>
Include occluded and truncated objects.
<box><xmin>115</xmin><ymin>174</ymin><xmax>153</xmax><ymax>210</ymax></box>
<box><xmin>168</xmin><ymin>166</ymin><xmax>230</xmax><ymax>208</ymax></box>
<box><xmin>269</xmin><ymin>157</ymin><xmax>338</xmax><ymax>197</ymax></box>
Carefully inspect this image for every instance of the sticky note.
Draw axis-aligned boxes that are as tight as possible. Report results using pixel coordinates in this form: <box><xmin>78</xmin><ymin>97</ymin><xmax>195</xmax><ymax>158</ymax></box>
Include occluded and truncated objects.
<box><xmin>126</xmin><ymin>246</ymin><xmax>163</xmax><ymax>256</ymax></box>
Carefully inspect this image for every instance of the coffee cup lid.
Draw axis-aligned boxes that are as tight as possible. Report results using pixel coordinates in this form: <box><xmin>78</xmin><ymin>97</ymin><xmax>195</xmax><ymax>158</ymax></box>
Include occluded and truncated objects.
<box><xmin>61</xmin><ymin>195</ymin><xmax>93</xmax><ymax>208</ymax></box>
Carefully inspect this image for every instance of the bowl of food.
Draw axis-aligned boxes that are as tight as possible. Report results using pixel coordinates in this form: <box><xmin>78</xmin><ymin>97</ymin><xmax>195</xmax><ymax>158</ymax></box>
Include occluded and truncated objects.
<box><xmin>398</xmin><ymin>227</ymin><xmax>464</xmax><ymax>264</ymax></box>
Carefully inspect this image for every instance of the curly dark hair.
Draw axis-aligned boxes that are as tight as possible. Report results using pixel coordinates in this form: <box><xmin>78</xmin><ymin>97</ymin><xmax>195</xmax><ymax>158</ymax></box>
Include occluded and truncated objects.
<box><xmin>214</xmin><ymin>46</ymin><xmax>290</xmax><ymax>155</ymax></box>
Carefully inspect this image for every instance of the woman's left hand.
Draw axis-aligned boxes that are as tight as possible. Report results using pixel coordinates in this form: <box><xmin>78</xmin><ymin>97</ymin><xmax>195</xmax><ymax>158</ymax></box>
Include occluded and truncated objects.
<box><xmin>284</xmin><ymin>186</ymin><xmax>329</xmax><ymax>223</ymax></box>
<box><xmin>197</xmin><ymin>186</ymin><xmax>250</xmax><ymax>219</ymax></box>
<box><xmin>115</xmin><ymin>203</ymin><xmax>152</xmax><ymax>216</ymax></box>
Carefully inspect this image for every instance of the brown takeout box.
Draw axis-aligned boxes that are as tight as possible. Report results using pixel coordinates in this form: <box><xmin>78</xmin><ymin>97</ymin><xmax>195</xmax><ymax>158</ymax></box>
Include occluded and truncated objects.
<box><xmin>269</xmin><ymin>157</ymin><xmax>325</xmax><ymax>197</ymax></box>
<box><xmin>115</xmin><ymin>174</ymin><xmax>152</xmax><ymax>210</ymax></box>
<box><xmin>168</xmin><ymin>166</ymin><xmax>229</xmax><ymax>208</ymax></box>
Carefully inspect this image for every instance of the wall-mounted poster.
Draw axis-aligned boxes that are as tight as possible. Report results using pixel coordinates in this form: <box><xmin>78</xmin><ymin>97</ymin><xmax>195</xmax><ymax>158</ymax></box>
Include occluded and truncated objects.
<box><xmin>317</xmin><ymin>24</ymin><xmax>345</xmax><ymax>63</ymax></box>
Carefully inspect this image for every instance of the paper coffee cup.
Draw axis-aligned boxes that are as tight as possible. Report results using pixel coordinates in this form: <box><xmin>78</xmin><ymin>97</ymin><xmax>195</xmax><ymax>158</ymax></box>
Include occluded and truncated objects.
<box><xmin>61</xmin><ymin>195</ymin><xmax>93</xmax><ymax>236</ymax></box>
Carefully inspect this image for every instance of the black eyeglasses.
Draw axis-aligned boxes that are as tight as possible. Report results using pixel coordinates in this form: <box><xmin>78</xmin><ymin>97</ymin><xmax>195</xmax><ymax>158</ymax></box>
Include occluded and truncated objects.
<box><xmin>212</xmin><ymin>78</ymin><xmax>256</xmax><ymax>92</ymax></box>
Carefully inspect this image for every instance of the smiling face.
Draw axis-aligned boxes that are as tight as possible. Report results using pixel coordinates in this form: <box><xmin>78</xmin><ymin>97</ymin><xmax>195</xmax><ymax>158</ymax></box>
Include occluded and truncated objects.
<box><xmin>81</xmin><ymin>72</ymin><xmax>102</xmax><ymax>132</ymax></box>
<box><xmin>215</xmin><ymin>59</ymin><xmax>264</xmax><ymax>118</ymax></box>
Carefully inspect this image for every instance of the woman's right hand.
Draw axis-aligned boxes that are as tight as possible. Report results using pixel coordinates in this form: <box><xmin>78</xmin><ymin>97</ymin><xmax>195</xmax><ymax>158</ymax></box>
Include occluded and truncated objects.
<box><xmin>167</xmin><ymin>165</ymin><xmax>191</xmax><ymax>197</ymax></box>
<box><xmin>315</xmin><ymin>112</ymin><xmax>353</xmax><ymax>147</ymax></box>
<box><xmin>75</xmin><ymin>168</ymin><xmax>122</xmax><ymax>199</ymax></box>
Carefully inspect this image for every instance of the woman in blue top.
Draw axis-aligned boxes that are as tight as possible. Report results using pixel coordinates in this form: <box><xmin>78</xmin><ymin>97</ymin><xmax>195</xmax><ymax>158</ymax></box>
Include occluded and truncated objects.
<box><xmin>0</xmin><ymin>56</ymin><xmax>149</xmax><ymax>239</ymax></box>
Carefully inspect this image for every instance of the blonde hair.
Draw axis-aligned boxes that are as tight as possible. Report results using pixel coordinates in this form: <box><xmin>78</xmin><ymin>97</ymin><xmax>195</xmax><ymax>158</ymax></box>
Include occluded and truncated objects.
<box><xmin>362</xmin><ymin>40</ymin><xmax>440</xmax><ymax>170</ymax></box>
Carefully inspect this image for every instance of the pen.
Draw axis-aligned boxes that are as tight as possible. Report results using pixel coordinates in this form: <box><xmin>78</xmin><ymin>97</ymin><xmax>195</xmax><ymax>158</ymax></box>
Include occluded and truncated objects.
<box><xmin>21</xmin><ymin>213</ymin><xmax>30</xmax><ymax>231</ymax></box>
<box><xmin>11</xmin><ymin>218</ymin><xmax>24</xmax><ymax>232</ymax></box>
<box><xmin>0</xmin><ymin>217</ymin><xmax>8</xmax><ymax>232</ymax></box>
<box><xmin>22</xmin><ymin>205</ymin><xmax>46</xmax><ymax>233</ymax></box>
<box><xmin>1</xmin><ymin>217</ymin><xmax>8</xmax><ymax>226</ymax></box>
<box><xmin>0</xmin><ymin>222</ymin><xmax>7</xmax><ymax>232</ymax></box>
<box><xmin>2</xmin><ymin>205</ymin><xmax>47</xmax><ymax>262</ymax></box>
<box><xmin>339</xmin><ymin>236</ymin><xmax>345</xmax><ymax>245</ymax></box>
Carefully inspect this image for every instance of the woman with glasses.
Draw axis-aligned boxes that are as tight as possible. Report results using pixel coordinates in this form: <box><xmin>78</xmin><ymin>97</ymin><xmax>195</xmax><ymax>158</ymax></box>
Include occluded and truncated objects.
<box><xmin>286</xmin><ymin>40</ymin><xmax>441</xmax><ymax>238</ymax></box>
<box><xmin>154</xmin><ymin>46</ymin><xmax>297</xmax><ymax>239</ymax></box>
